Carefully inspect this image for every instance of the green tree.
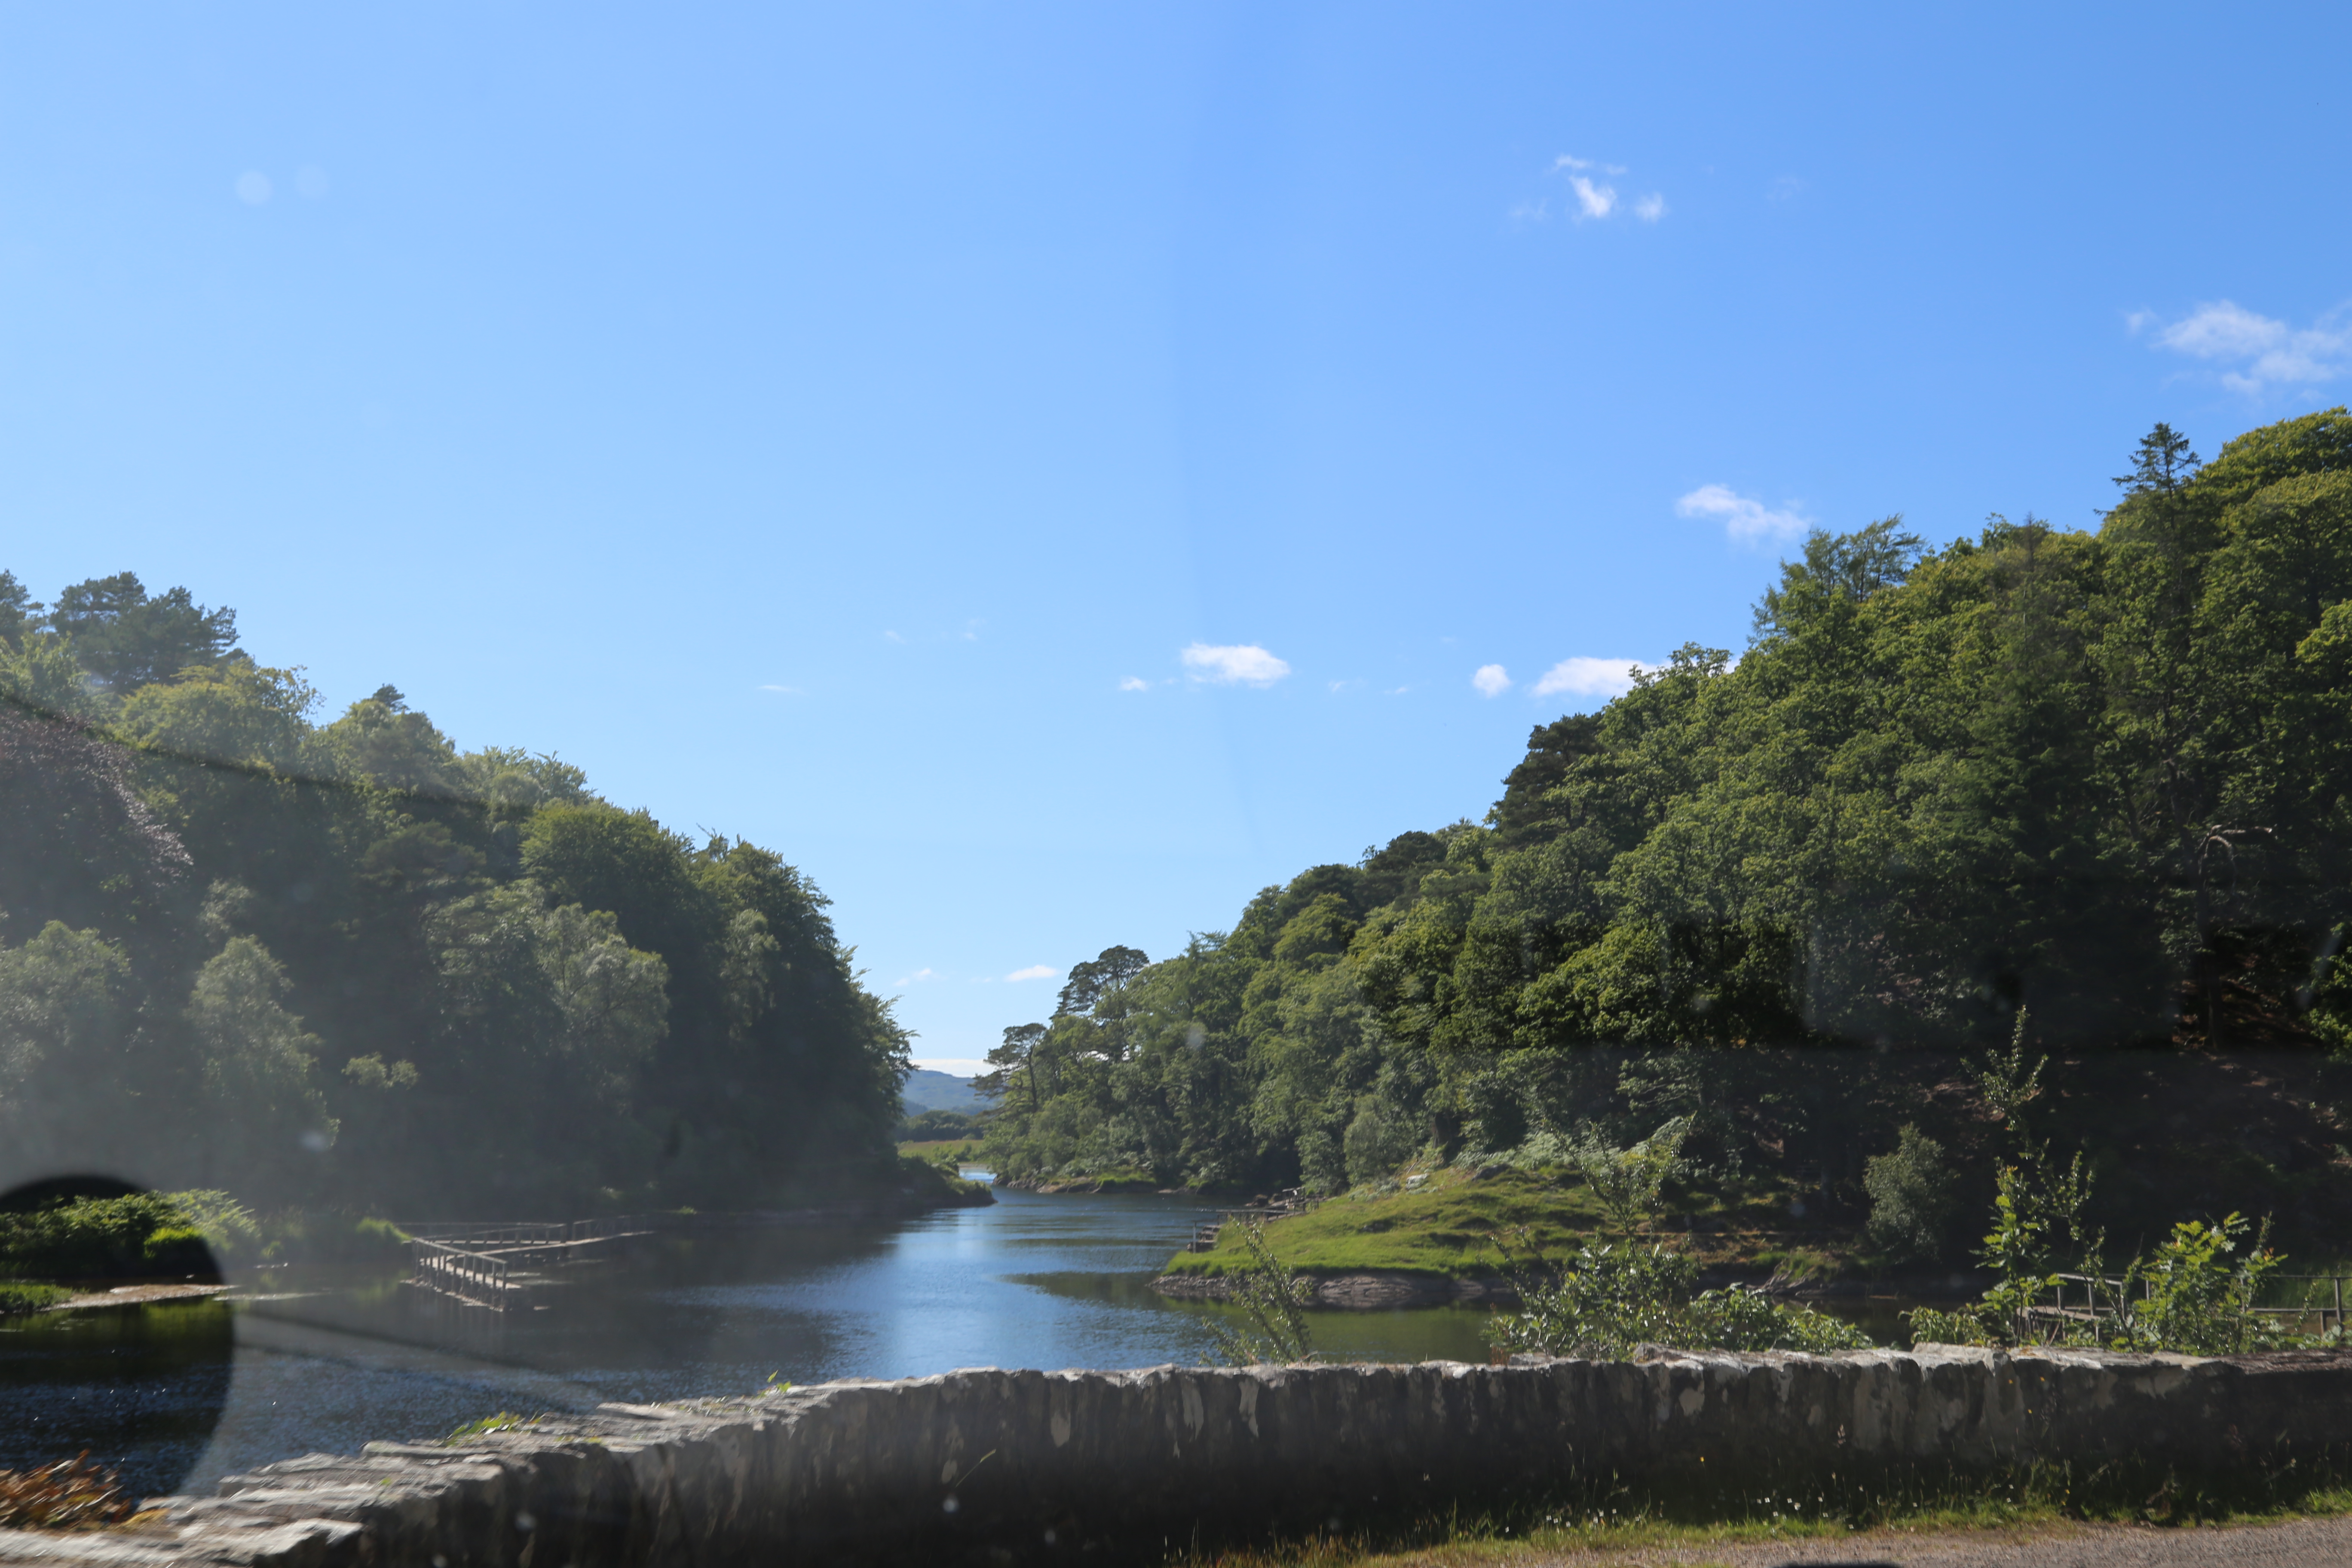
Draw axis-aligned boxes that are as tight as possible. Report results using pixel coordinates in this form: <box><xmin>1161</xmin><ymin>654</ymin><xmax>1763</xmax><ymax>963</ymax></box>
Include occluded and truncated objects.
<box><xmin>187</xmin><ymin>937</ymin><xmax>337</xmax><ymax>1193</ymax></box>
<box><xmin>45</xmin><ymin>573</ymin><xmax>238</xmax><ymax>694</ymax></box>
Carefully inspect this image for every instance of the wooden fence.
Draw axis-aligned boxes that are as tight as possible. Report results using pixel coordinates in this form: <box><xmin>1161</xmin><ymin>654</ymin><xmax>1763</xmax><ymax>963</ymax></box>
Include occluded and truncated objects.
<box><xmin>2032</xmin><ymin>1271</ymin><xmax>2351</xmax><ymax>1337</ymax></box>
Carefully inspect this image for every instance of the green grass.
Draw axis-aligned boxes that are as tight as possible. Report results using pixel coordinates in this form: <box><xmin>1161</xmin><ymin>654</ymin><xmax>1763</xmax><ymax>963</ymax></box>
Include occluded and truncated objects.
<box><xmin>896</xmin><ymin>1139</ymin><xmax>983</xmax><ymax>1161</ymax></box>
<box><xmin>1161</xmin><ymin>1457</ymin><xmax>2352</xmax><ymax>1567</ymax></box>
<box><xmin>0</xmin><ymin>1282</ymin><xmax>70</xmax><ymax>1314</ymax></box>
<box><xmin>1162</xmin><ymin>1167</ymin><xmax>1859</xmax><ymax>1280</ymax></box>
<box><xmin>1164</xmin><ymin>1169</ymin><xmax>1605</xmax><ymax>1279</ymax></box>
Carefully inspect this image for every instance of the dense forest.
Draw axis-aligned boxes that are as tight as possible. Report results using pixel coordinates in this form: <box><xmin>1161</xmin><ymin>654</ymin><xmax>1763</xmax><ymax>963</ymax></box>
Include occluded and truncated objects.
<box><xmin>980</xmin><ymin>413</ymin><xmax>2352</xmax><ymax>1256</ymax></box>
<box><xmin>0</xmin><ymin>575</ymin><xmax>911</xmax><ymax>1216</ymax></box>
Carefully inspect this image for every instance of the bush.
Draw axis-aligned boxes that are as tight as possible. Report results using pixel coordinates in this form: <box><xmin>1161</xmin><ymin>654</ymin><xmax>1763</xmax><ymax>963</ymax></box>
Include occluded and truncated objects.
<box><xmin>139</xmin><ymin>1226</ymin><xmax>215</xmax><ymax>1275</ymax></box>
<box><xmin>1485</xmin><ymin>1231</ymin><xmax>1870</xmax><ymax>1358</ymax></box>
<box><xmin>0</xmin><ymin>1190</ymin><xmax>256</xmax><ymax>1280</ymax></box>
<box><xmin>1863</xmin><ymin>1124</ymin><xmax>1957</xmax><ymax>1264</ymax></box>
<box><xmin>0</xmin><ymin>1283</ymin><xmax>69</xmax><ymax>1314</ymax></box>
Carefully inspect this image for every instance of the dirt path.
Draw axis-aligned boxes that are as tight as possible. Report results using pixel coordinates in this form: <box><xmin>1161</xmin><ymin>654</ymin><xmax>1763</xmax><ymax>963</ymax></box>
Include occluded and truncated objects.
<box><xmin>1535</xmin><ymin>1516</ymin><xmax>2352</xmax><ymax>1566</ymax></box>
<box><xmin>48</xmin><ymin>1283</ymin><xmax>229</xmax><ymax>1311</ymax></box>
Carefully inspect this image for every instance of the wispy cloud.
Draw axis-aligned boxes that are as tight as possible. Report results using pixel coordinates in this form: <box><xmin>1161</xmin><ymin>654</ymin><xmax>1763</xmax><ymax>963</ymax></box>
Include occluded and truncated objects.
<box><xmin>1006</xmin><ymin>964</ymin><xmax>1057</xmax><ymax>983</ymax></box>
<box><xmin>1118</xmin><ymin>676</ymin><xmax>1149</xmax><ymax>692</ymax></box>
<box><xmin>1513</xmin><ymin>155</ymin><xmax>1664</xmax><ymax>226</ymax></box>
<box><xmin>2149</xmin><ymin>299</ymin><xmax>2349</xmax><ymax>393</ymax></box>
<box><xmin>757</xmin><ymin>683</ymin><xmax>802</xmax><ymax>694</ymax></box>
<box><xmin>1767</xmin><ymin>175</ymin><xmax>1806</xmax><ymax>202</ymax></box>
<box><xmin>1181</xmin><ymin>643</ymin><xmax>1292</xmax><ymax>687</ymax></box>
<box><xmin>884</xmin><ymin>630</ymin><xmax>905</xmax><ymax>644</ymax></box>
<box><xmin>1472</xmin><ymin>664</ymin><xmax>1511</xmax><ymax>697</ymax></box>
<box><xmin>1676</xmin><ymin>484</ymin><xmax>1811</xmax><ymax>545</ymax></box>
<box><xmin>893</xmin><ymin>967</ymin><xmax>940</xmax><ymax>988</ymax></box>
<box><xmin>1532</xmin><ymin>657</ymin><xmax>1645</xmax><ymax>700</ymax></box>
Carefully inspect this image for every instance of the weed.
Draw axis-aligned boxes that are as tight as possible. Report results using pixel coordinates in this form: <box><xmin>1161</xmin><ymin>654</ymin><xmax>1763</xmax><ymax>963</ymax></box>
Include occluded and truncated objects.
<box><xmin>445</xmin><ymin>1412</ymin><xmax>539</xmax><ymax>1443</ymax></box>
<box><xmin>1202</xmin><ymin>1218</ymin><xmax>1316</xmax><ymax>1366</ymax></box>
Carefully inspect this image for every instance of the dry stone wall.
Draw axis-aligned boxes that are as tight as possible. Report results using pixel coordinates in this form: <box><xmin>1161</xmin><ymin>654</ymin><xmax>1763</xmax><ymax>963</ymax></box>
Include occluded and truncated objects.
<box><xmin>3</xmin><ymin>1348</ymin><xmax>2348</xmax><ymax>1568</ymax></box>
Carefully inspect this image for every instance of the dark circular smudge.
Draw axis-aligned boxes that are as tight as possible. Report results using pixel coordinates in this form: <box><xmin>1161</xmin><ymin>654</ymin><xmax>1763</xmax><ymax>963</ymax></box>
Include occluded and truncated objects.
<box><xmin>0</xmin><ymin>1175</ymin><xmax>234</xmax><ymax>1500</ymax></box>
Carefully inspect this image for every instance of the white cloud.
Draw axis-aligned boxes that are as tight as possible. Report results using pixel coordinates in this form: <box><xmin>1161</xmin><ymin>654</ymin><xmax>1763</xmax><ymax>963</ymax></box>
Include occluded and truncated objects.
<box><xmin>892</xmin><ymin>967</ymin><xmax>939</xmax><ymax>988</ymax></box>
<box><xmin>1520</xmin><ymin>156</ymin><xmax>1660</xmax><ymax>227</ymax></box>
<box><xmin>1472</xmin><ymin>664</ymin><xmax>1511</xmax><ymax>697</ymax></box>
<box><xmin>1767</xmin><ymin>175</ymin><xmax>1806</xmax><ymax>201</ymax></box>
<box><xmin>884</xmin><ymin>629</ymin><xmax>905</xmax><ymax>644</ymax></box>
<box><xmin>1568</xmin><ymin>175</ymin><xmax>1617</xmax><ymax>220</ymax></box>
<box><xmin>2152</xmin><ymin>299</ymin><xmax>2349</xmax><ymax>392</ymax></box>
<box><xmin>1181</xmin><ymin>642</ymin><xmax>1291</xmax><ymax>687</ymax></box>
<box><xmin>1006</xmin><ymin>964</ymin><xmax>1058</xmax><ymax>983</ymax></box>
<box><xmin>756</xmin><ymin>683</ymin><xmax>802</xmax><ymax>694</ymax></box>
<box><xmin>1118</xmin><ymin>676</ymin><xmax>1149</xmax><ymax>692</ymax></box>
<box><xmin>1531</xmin><ymin>657</ymin><xmax>1645</xmax><ymax>700</ymax></box>
<box><xmin>1676</xmin><ymin>483</ymin><xmax>1811</xmax><ymax>545</ymax></box>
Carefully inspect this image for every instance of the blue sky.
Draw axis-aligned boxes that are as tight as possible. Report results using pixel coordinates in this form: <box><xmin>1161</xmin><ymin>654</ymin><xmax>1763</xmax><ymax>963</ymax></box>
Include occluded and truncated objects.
<box><xmin>3</xmin><ymin>3</ymin><xmax>2346</xmax><ymax>1071</ymax></box>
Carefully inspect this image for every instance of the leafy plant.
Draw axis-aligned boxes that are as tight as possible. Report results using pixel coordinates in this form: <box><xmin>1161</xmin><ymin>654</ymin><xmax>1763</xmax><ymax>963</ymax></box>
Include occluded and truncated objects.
<box><xmin>1485</xmin><ymin>1229</ymin><xmax>1869</xmax><ymax>1358</ymax></box>
<box><xmin>2108</xmin><ymin>1214</ymin><xmax>2285</xmax><ymax>1355</ymax></box>
<box><xmin>1200</xmin><ymin>1218</ymin><xmax>1315</xmax><ymax>1366</ymax></box>
<box><xmin>1571</xmin><ymin>1117</ymin><xmax>1692</xmax><ymax>1236</ymax></box>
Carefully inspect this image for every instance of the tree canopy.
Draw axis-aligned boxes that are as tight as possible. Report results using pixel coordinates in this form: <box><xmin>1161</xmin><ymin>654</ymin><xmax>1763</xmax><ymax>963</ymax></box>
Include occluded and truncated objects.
<box><xmin>0</xmin><ymin>578</ymin><xmax>909</xmax><ymax>1214</ymax></box>
<box><xmin>981</xmin><ymin>412</ymin><xmax>2352</xmax><ymax>1247</ymax></box>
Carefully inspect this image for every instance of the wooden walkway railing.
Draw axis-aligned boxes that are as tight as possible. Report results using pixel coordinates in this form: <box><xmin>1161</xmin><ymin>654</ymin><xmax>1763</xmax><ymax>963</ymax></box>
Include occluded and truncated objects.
<box><xmin>400</xmin><ymin>1216</ymin><xmax>672</xmax><ymax>1310</ymax></box>
<box><xmin>408</xmin><ymin>1239</ymin><xmax>516</xmax><ymax>1310</ymax></box>
<box><xmin>2031</xmin><ymin>1271</ymin><xmax>2352</xmax><ymax>1336</ymax></box>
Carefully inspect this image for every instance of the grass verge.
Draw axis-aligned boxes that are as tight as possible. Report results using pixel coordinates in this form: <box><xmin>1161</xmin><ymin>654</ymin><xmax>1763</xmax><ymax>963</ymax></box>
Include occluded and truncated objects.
<box><xmin>1164</xmin><ymin>1168</ymin><xmax>1848</xmax><ymax>1281</ymax></box>
<box><xmin>1161</xmin><ymin>1454</ymin><xmax>2352</xmax><ymax>1567</ymax></box>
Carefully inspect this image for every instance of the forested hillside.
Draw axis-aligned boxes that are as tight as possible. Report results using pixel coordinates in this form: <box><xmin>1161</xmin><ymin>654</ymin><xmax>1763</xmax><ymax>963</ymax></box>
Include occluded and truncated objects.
<box><xmin>0</xmin><ymin>576</ymin><xmax>909</xmax><ymax>1215</ymax></box>
<box><xmin>982</xmin><ymin>413</ymin><xmax>2352</xmax><ymax>1252</ymax></box>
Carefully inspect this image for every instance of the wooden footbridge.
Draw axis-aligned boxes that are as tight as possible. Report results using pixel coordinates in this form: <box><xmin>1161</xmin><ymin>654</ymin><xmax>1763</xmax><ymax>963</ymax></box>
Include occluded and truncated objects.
<box><xmin>397</xmin><ymin>1203</ymin><xmax>911</xmax><ymax>1310</ymax></box>
<box><xmin>398</xmin><ymin>1215</ymin><xmax>672</xmax><ymax>1311</ymax></box>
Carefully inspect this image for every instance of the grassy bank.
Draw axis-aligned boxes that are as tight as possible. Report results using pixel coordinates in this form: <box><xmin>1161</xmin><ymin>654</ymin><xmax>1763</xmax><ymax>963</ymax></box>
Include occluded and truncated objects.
<box><xmin>1161</xmin><ymin>1167</ymin><xmax>1854</xmax><ymax>1281</ymax></box>
<box><xmin>0</xmin><ymin>1282</ymin><xmax>71</xmax><ymax>1314</ymax></box>
<box><xmin>1164</xmin><ymin>1453</ymin><xmax>2352</xmax><ymax>1567</ymax></box>
<box><xmin>896</xmin><ymin>1139</ymin><xmax>984</xmax><ymax>1163</ymax></box>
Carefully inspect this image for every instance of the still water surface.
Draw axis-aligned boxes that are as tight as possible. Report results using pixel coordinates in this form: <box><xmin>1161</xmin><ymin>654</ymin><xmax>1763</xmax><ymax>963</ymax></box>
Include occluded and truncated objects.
<box><xmin>0</xmin><ymin>1189</ymin><xmax>1496</xmax><ymax>1499</ymax></box>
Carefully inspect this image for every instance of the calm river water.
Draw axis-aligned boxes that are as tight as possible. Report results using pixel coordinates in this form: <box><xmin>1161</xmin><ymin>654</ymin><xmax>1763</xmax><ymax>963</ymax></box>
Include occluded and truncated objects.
<box><xmin>0</xmin><ymin>1187</ymin><xmax>1500</xmax><ymax>1500</ymax></box>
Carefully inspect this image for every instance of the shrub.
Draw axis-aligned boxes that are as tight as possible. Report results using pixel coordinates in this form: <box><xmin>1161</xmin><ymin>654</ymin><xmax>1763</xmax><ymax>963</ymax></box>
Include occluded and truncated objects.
<box><xmin>0</xmin><ymin>1189</ymin><xmax>257</xmax><ymax>1280</ymax></box>
<box><xmin>1863</xmin><ymin>1124</ymin><xmax>1957</xmax><ymax>1264</ymax></box>
<box><xmin>0</xmin><ymin>1283</ymin><xmax>69</xmax><ymax>1314</ymax></box>
<box><xmin>139</xmin><ymin>1226</ymin><xmax>214</xmax><ymax>1275</ymax></box>
<box><xmin>1484</xmin><ymin>1231</ymin><xmax>1870</xmax><ymax>1358</ymax></box>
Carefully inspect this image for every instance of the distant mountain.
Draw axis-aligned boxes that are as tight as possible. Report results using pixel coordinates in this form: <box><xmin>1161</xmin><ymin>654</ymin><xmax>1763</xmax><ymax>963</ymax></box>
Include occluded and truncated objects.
<box><xmin>902</xmin><ymin>1069</ymin><xmax>985</xmax><ymax>1115</ymax></box>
